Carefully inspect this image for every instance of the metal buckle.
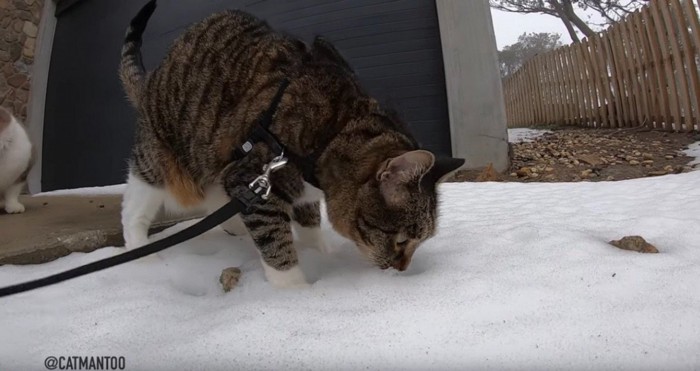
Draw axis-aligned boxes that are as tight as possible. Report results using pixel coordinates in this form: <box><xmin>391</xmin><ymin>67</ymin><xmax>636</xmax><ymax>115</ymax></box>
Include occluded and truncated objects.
<box><xmin>248</xmin><ymin>151</ymin><xmax>288</xmax><ymax>200</ymax></box>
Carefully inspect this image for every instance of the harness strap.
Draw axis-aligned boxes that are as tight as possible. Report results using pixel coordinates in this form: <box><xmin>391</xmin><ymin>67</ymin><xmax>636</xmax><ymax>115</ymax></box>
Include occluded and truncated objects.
<box><xmin>232</xmin><ymin>79</ymin><xmax>290</xmax><ymax>161</ymax></box>
<box><xmin>230</xmin><ymin>79</ymin><xmax>334</xmax><ymax>188</ymax></box>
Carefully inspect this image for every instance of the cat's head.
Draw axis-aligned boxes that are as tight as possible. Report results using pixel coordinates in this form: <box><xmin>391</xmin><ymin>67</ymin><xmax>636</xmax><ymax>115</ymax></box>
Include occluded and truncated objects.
<box><xmin>329</xmin><ymin>150</ymin><xmax>464</xmax><ymax>271</ymax></box>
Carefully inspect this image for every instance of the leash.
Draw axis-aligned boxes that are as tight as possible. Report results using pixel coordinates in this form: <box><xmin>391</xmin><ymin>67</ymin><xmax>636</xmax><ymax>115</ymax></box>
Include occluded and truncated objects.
<box><xmin>0</xmin><ymin>154</ymin><xmax>288</xmax><ymax>298</ymax></box>
<box><xmin>0</xmin><ymin>79</ymin><xmax>296</xmax><ymax>299</ymax></box>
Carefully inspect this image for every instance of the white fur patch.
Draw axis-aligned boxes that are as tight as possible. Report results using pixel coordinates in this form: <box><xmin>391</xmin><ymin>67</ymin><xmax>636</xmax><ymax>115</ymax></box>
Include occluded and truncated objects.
<box><xmin>0</xmin><ymin>113</ymin><xmax>32</xmax><ymax>214</ymax></box>
<box><xmin>294</xmin><ymin>182</ymin><xmax>324</xmax><ymax>205</ymax></box>
<box><xmin>293</xmin><ymin>223</ymin><xmax>331</xmax><ymax>254</ymax></box>
<box><xmin>200</xmin><ymin>184</ymin><xmax>248</xmax><ymax>235</ymax></box>
<box><xmin>121</xmin><ymin>173</ymin><xmax>167</xmax><ymax>249</ymax></box>
<box><xmin>261</xmin><ymin>259</ymin><xmax>309</xmax><ymax>288</ymax></box>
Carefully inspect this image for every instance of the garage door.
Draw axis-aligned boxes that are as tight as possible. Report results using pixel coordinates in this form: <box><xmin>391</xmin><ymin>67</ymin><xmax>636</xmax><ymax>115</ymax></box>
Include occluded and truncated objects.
<box><xmin>42</xmin><ymin>0</ymin><xmax>450</xmax><ymax>191</ymax></box>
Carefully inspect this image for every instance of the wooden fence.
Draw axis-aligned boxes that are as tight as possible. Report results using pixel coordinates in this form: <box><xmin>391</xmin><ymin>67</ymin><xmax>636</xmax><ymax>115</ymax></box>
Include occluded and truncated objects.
<box><xmin>502</xmin><ymin>0</ymin><xmax>700</xmax><ymax>131</ymax></box>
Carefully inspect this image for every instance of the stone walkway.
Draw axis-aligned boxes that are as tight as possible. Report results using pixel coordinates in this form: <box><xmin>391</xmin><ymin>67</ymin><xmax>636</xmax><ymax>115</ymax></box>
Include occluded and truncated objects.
<box><xmin>0</xmin><ymin>194</ymin><xmax>195</xmax><ymax>265</ymax></box>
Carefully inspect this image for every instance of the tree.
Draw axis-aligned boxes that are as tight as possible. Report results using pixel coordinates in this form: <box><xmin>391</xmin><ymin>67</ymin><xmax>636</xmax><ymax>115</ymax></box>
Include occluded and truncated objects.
<box><xmin>490</xmin><ymin>0</ymin><xmax>648</xmax><ymax>43</ymax></box>
<box><xmin>498</xmin><ymin>32</ymin><xmax>563</xmax><ymax>77</ymax></box>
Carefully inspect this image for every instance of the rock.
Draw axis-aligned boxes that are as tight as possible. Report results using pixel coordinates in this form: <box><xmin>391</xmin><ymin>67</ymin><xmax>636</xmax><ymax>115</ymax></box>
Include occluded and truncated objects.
<box><xmin>647</xmin><ymin>170</ymin><xmax>667</xmax><ymax>176</ymax></box>
<box><xmin>642</xmin><ymin>153</ymin><xmax>654</xmax><ymax>160</ymax></box>
<box><xmin>12</xmin><ymin>19</ymin><xmax>23</xmax><ymax>33</ymax></box>
<box><xmin>509</xmin><ymin>172</ymin><xmax>517</xmax><ymax>177</ymax></box>
<box><xmin>516</xmin><ymin>167</ymin><xmax>531</xmax><ymax>178</ymax></box>
<box><xmin>6</xmin><ymin>74</ymin><xmax>26</xmax><ymax>88</ymax></box>
<box><xmin>22</xmin><ymin>21</ymin><xmax>37</xmax><ymax>38</ymax></box>
<box><xmin>609</xmin><ymin>236</ymin><xmax>659</xmax><ymax>253</ymax></box>
<box><xmin>642</xmin><ymin>160</ymin><xmax>654</xmax><ymax>165</ymax></box>
<box><xmin>606</xmin><ymin>175</ymin><xmax>615</xmax><ymax>181</ymax></box>
<box><xmin>8</xmin><ymin>43</ymin><xmax>21</xmax><ymax>61</ymax></box>
<box><xmin>22</xmin><ymin>37</ymin><xmax>35</xmax><ymax>58</ymax></box>
<box><xmin>572</xmin><ymin>159</ymin><xmax>580</xmax><ymax>165</ymax></box>
<box><xmin>663</xmin><ymin>165</ymin><xmax>674</xmax><ymax>172</ymax></box>
<box><xmin>219</xmin><ymin>267</ymin><xmax>242</xmax><ymax>292</ymax></box>
<box><xmin>664</xmin><ymin>155</ymin><xmax>674</xmax><ymax>159</ymax></box>
<box><xmin>530</xmin><ymin>172</ymin><xmax>539</xmax><ymax>178</ymax></box>
<box><xmin>629</xmin><ymin>160</ymin><xmax>640</xmax><ymax>165</ymax></box>
<box><xmin>544</xmin><ymin>167</ymin><xmax>554</xmax><ymax>172</ymax></box>
<box><xmin>578</xmin><ymin>154</ymin><xmax>603</xmax><ymax>166</ymax></box>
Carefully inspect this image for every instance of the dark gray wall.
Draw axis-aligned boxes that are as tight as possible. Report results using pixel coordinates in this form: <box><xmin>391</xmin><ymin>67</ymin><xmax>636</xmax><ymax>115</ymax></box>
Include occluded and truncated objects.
<box><xmin>42</xmin><ymin>0</ymin><xmax>450</xmax><ymax>191</ymax></box>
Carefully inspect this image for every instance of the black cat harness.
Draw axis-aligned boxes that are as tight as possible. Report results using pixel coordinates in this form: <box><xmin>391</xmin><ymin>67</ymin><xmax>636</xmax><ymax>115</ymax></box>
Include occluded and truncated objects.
<box><xmin>0</xmin><ymin>79</ymin><xmax>317</xmax><ymax>298</ymax></box>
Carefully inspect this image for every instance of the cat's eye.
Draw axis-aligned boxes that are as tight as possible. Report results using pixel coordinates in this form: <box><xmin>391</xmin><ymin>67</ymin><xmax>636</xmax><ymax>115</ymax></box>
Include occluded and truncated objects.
<box><xmin>396</xmin><ymin>236</ymin><xmax>409</xmax><ymax>248</ymax></box>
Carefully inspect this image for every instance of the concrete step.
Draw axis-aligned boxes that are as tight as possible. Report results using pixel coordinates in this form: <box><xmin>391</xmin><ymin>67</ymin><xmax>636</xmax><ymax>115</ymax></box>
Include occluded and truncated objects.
<box><xmin>0</xmin><ymin>194</ymin><xmax>198</xmax><ymax>265</ymax></box>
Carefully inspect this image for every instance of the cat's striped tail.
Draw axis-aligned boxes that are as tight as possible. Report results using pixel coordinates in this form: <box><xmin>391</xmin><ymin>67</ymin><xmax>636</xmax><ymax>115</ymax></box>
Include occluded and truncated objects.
<box><xmin>119</xmin><ymin>0</ymin><xmax>157</xmax><ymax>107</ymax></box>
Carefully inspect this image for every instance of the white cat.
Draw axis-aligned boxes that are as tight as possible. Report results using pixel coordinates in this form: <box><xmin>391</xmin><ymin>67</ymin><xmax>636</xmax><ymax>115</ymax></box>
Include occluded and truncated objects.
<box><xmin>0</xmin><ymin>106</ymin><xmax>33</xmax><ymax>214</ymax></box>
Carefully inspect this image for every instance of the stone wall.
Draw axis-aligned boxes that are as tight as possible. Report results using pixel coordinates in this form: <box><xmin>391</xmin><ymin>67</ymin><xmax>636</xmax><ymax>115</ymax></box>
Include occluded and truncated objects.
<box><xmin>0</xmin><ymin>0</ymin><xmax>45</xmax><ymax>121</ymax></box>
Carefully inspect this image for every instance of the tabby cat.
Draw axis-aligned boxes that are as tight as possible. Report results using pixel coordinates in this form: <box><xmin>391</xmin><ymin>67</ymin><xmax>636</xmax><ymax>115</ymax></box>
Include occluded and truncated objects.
<box><xmin>0</xmin><ymin>106</ymin><xmax>33</xmax><ymax>214</ymax></box>
<box><xmin>119</xmin><ymin>0</ymin><xmax>464</xmax><ymax>288</ymax></box>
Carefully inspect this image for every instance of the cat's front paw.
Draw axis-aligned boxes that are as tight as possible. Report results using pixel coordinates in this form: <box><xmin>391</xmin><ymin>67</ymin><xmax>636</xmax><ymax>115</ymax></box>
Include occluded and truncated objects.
<box><xmin>4</xmin><ymin>202</ymin><xmax>25</xmax><ymax>214</ymax></box>
<box><xmin>262</xmin><ymin>261</ymin><xmax>310</xmax><ymax>289</ymax></box>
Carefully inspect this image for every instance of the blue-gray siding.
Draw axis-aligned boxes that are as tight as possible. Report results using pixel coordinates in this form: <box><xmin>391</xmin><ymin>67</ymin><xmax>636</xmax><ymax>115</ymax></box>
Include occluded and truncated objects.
<box><xmin>42</xmin><ymin>0</ymin><xmax>449</xmax><ymax>190</ymax></box>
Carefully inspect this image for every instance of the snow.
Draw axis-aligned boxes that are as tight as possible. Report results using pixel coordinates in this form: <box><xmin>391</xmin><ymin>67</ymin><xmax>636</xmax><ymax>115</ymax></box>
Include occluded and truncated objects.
<box><xmin>683</xmin><ymin>141</ymin><xmax>700</xmax><ymax>166</ymax></box>
<box><xmin>3</xmin><ymin>170</ymin><xmax>700</xmax><ymax>369</ymax></box>
<box><xmin>35</xmin><ymin>184</ymin><xmax>126</xmax><ymax>196</ymax></box>
<box><xmin>508</xmin><ymin>128</ymin><xmax>551</xmax><ymax>143</ymax></box>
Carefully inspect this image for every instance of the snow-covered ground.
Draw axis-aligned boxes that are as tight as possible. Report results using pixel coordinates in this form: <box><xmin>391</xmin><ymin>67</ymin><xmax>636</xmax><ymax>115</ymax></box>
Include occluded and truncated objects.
<box><xmin>508</xmin><ymin>128</ymin><xmax>551</xmax><ymax>143</ymax></box>
<box><xmin>35</xmin><ymin>184</ymin><xmax>126</xmax><ymax>196</ymax></box>
<box><xmin>684</xmin><ymin>141</ymin><xmax>700</xmax><ymax>167</ymax></box>
<box><xmin>2</xmin><ymin>169</ymin><xmax>700</xmax><ymax>369</ymax></box>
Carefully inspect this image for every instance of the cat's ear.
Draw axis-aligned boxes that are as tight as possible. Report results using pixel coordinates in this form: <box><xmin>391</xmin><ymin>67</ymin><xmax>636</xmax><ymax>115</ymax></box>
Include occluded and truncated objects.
<box><xmin>311</xmin><ymin>36</ymin><xmax>355</xmax><ymax>76</ymax></box>
<box><xmin>0</xmin><ymin>107</ymin><xmax>11</xmax><ymax>131</ymax></box>
<box><xmin>421</xmin><ymin>157</ymin><xmax>465</xmax><ymax>185</ymax></box>
<box><xmin>377</xmin><ymin>150</ymin><xmax>435</xmax><ymax>205</ymax></box>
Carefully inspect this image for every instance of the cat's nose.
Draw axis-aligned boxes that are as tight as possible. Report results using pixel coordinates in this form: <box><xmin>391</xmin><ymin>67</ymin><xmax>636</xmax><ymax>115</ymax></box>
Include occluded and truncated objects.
<box><xmin>391</xmin><ymin>256</ymin><xmax>410</xmax><ymax>271</ymax></box>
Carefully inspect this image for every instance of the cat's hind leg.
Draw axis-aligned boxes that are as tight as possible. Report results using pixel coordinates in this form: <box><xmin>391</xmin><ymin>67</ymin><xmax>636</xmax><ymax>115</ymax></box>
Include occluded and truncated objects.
<box><xmin>292</xmin><ymin>201</ymin><xmax>330</xmax><ymax>254</ymax></box>
<box><xmin>121</xmin><ymin>173</ymin><xmax>165</xmax><ymax>249</ymax></box>
<box><xmin>3</xmin><ymin>181</ymin><xmax>26</xmax><ymax>214</ymax></box>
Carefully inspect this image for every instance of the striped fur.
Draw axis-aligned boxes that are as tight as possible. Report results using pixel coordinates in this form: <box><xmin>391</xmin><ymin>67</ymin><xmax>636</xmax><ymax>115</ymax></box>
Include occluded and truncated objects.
<box><xmin>119</xmin><ymin>1</ymin><xmax>463</xmax><ymax>286</ymax></box>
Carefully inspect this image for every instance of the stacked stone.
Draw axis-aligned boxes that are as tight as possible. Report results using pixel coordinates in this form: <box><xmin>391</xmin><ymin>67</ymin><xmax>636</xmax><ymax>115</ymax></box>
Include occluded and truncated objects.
<box><xmin>0</xmin><ymin>0</ymin><xmax>44</xmax><ymax>121</ymax></box>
